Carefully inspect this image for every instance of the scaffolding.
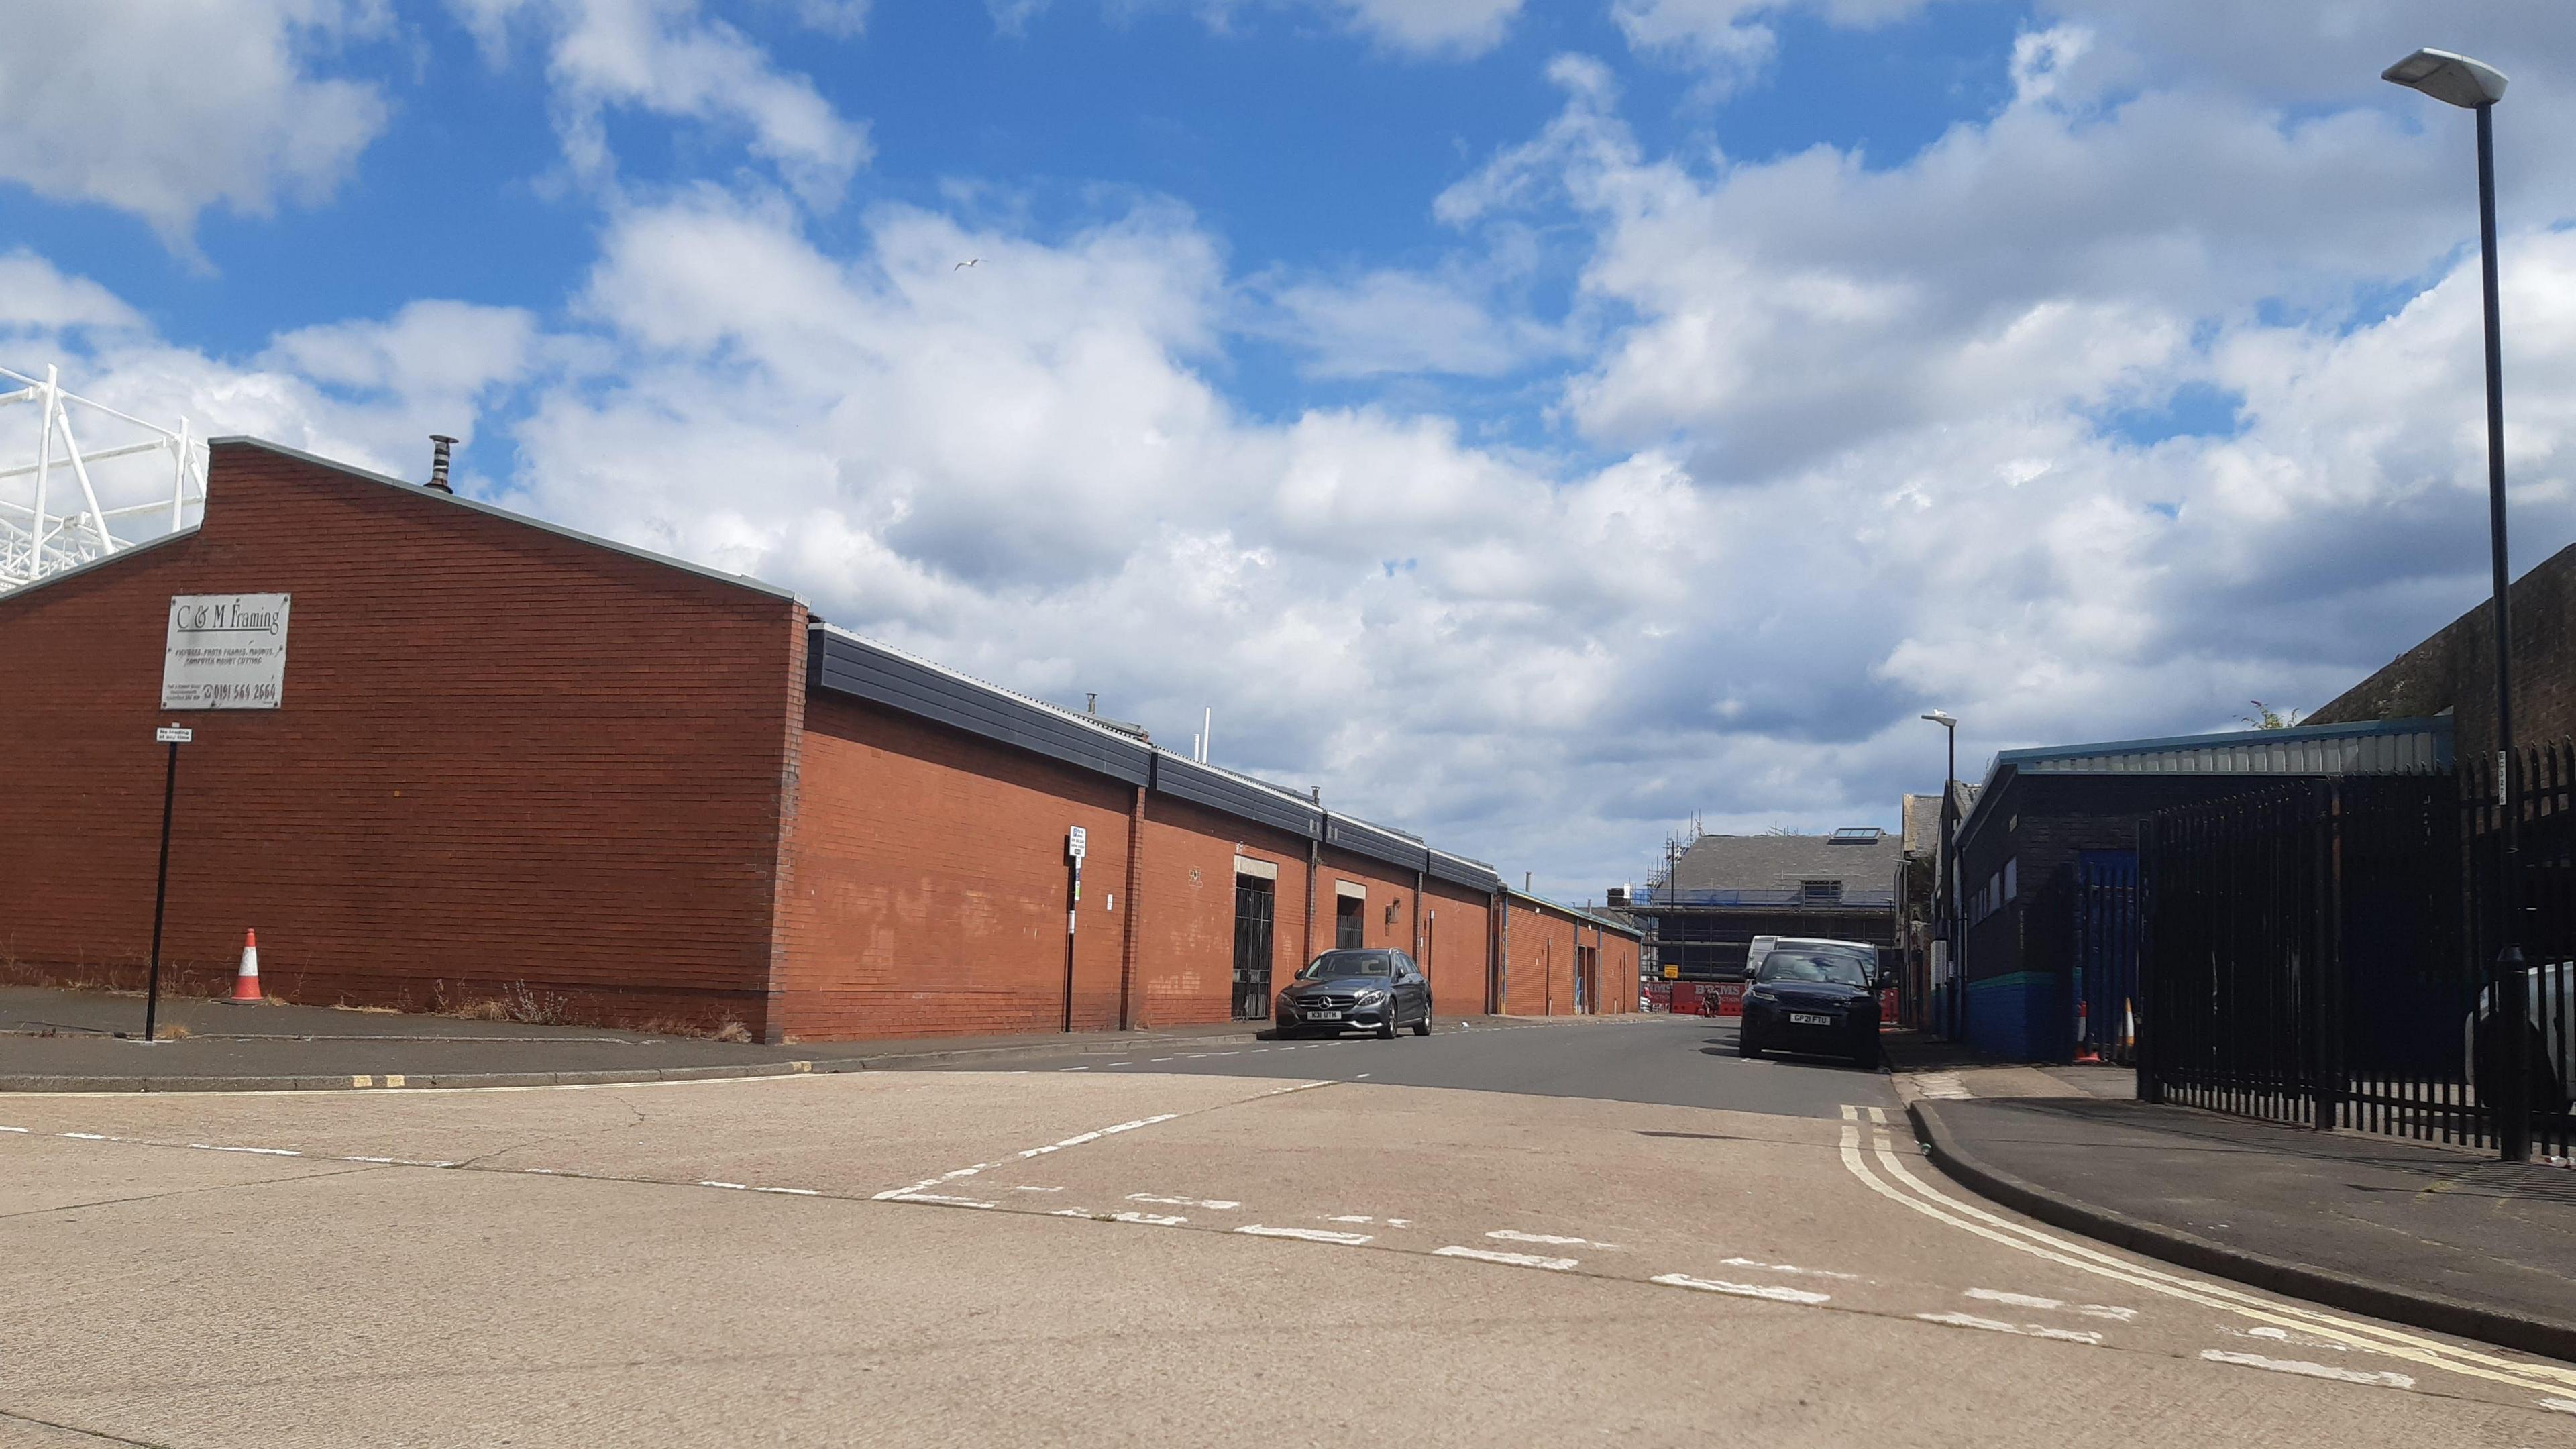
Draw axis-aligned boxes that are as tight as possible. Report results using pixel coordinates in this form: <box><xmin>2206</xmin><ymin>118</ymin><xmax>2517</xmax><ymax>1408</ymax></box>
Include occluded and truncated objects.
<box><xmin>0</xmin><ymin>364</ymin><xmax>207</xmax><ymax>597</ymax></box>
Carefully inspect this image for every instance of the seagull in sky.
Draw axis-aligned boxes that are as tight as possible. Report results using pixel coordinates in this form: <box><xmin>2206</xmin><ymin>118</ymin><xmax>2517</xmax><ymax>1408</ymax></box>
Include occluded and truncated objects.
<box><xmin>955</xmin><ymin>258</ymin><xmax>981</xmax><ymax>270</ymax></box>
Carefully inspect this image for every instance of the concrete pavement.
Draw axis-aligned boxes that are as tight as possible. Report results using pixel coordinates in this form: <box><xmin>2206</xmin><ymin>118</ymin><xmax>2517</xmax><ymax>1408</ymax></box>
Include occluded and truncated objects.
<box><xmin>4</xmin><ymin>1019</ymin><xmax>2573</xmax><ymax>1446</ymax></box>
<box><xmin>1888</xmin><ymin>1058</ymin><xmax>2576</xmax><ymax>1363</ymax></box>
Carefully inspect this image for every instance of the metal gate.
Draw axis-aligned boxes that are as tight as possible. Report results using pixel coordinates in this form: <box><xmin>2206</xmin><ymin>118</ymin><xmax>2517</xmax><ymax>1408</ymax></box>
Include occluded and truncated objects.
<box><xmin>2074</xmin><ymin>850</ymin><xmax>2137</xmax><ymax>1065</ymax></box>
<box><xmin>1232</xmin><ymin>875</ymin><xmax>1276</xmax><ymax>1021</ymax></box>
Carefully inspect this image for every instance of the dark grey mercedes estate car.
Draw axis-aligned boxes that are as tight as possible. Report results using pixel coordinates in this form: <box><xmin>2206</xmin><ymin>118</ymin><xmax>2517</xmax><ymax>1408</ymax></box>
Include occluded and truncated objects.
<box><xmin>1275</xmin><ymin>949</ymin><xmax>1432</xmax><ymax>1039</ymax></box>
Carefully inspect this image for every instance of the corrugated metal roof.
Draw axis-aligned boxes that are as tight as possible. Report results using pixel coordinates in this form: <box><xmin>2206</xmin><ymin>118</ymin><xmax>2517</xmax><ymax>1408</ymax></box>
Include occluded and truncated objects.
<box><xmin>1997</xmin><ymin>716</ymin><xmax>2451</xmax><ymax>777</ymax></box>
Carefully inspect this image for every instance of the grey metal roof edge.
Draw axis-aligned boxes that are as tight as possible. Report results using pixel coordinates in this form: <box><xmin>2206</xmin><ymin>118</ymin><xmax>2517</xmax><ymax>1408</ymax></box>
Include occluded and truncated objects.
<box><xmin>1992</xmin><ymin>715</ymin><xmax>2452</xmax><ymax>767</ymax></box>
<box><xmin>1961</xmin><ymin>714</ymin><xmax>2455</xmax><ymax>849</ymax></box>
<box><xmin>0</xmin><ymin>522</ymin><xmax>202</xmax><ymax>609</ymax></box>
<box><xmin>803</xmin><ymin>624</ymin><xmax>1525</xmax><ymax>888</ymax></box>
<box><xmin>209</xmin><ymin>436</ymin><xmax>802</xmax><ymax>604</ymax></box>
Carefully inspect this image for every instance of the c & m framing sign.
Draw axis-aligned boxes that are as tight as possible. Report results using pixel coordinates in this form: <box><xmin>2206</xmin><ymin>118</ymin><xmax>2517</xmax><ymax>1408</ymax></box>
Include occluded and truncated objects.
<box><xmin>161</xmin><ymin>594</ymin><xmax>292</xmax><ymax>710</ymax></box>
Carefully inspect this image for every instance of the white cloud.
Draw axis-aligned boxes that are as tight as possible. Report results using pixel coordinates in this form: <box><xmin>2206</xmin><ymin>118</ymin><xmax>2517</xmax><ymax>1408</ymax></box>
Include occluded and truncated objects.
<box><xmin>0</xmin><ymin>0</ymin><xmax>391</xmax><ymax>253</ymax></box>
<box><xmin>996</xmin><ymin>0</ymin><xmax>1522</xmax><ymax>57</ymax></box>
<box><xmin>449</xmin><ymin>0</ymin><xmax>870</xmax><ymax>207</ymax></box>
<box><xmin>1252</xmin><ymin>266</ymin><xmax>1568</xmax><ymax>378</ymax></box>
<box><xmin>1613</xmin><ymin>0</ymin><xmax>1933</xmax><ymax>91</ymax></box>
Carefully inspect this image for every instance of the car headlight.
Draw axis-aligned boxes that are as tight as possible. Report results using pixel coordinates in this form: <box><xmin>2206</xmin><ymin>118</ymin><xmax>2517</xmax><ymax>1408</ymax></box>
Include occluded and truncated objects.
<box><xmin>1356</xmin><ymin>988</ymin><xmax>1388</xmax><ymax>1004</ymax></box>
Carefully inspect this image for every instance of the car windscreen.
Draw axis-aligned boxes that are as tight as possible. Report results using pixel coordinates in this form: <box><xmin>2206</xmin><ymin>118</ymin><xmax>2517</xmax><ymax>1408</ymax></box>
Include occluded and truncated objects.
<box><xmin>1298</xmin><ymin>951</ymin><xmax>1393</xmax><ymax>979</ymax></box>
<box><xmin>1756</xmin><ymin>950</ymin><xmax>1872</xmax><ymax>987</ymax></box>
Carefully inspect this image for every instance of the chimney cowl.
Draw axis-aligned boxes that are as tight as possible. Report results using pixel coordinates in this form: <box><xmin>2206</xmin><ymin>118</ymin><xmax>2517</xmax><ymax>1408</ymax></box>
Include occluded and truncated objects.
<box><xmin>426</xmin><ymin>435</ymin><xmax>458</xmax><ymax>494</ymax></box>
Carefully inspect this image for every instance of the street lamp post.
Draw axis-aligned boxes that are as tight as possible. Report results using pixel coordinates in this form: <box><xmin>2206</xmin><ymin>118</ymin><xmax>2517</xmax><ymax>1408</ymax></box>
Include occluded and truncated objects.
<box><xmin>1923</xmin><ymin>710</ymin><xmax>1959</xmax><ymax>1042</ymax></box>
<box><xmin>2383</xmin><ymin>47</ymin><xmax>2528</xmax><ymax>1161</ymax></box>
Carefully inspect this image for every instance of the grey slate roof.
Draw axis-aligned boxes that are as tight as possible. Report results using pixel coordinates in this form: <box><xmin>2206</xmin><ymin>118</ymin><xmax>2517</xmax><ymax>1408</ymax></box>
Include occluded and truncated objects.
<box><xmin>1670</xmin><ymin>831</ymin><xmax>1904</xmax><ymax>894</ymax></box>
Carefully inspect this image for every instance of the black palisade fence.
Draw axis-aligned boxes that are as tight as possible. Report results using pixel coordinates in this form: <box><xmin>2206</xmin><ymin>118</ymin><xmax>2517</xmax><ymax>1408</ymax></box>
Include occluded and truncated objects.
<box><xmin>2139</xmin><ymin>760</ymin><xmax>2571</xmax><ymax>1161</ymax></box>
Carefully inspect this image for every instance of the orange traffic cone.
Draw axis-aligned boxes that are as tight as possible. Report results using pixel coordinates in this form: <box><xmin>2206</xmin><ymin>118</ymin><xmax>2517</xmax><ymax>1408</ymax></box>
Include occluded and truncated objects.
<box><xmin>2073</xmin><ymin>998</ymin><xmax>2100</xmax><ymax>1063</ymax></box>
<box><xmin>227</xmin><ymin>930</ymin><xmax>262</xmax><ymax>1003</ymax></box>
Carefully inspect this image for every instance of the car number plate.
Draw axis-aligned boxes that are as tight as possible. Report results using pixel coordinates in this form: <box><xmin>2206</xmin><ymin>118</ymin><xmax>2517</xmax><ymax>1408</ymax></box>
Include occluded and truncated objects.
<box><xmin>1789</xmin><ymin>1012</ymin><xmax>1832</xmax><ymax>1026</ymax></box>
<box><xmin>1307</xmin><ymin>1010</ymin><xmax>1342</xmax><ymax>1020</ymax></box>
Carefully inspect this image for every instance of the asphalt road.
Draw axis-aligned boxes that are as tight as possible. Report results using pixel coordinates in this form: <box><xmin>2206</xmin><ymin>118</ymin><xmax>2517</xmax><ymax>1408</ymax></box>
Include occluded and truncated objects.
<box><xmin>5</xmin><ymin>1016</ymin><xmax>2571</xmax><ymax>1447</ymax></box>
<box><xmin>926</xmin><ymin>1013</ymin><xmax>1900</xmax><ymax>1119</ymax></box>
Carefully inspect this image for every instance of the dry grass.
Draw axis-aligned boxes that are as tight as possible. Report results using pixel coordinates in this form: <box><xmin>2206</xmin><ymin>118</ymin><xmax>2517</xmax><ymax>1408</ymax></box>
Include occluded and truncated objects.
<box><xmin>450</xmin><ymin>999</ymin><xmax>511</xmax><ymax>1022</ymax></box>
<box><xmin>712</xmin><ymin>1020</ymin><xmax>752</xmax><ymax>1044</ymax></box>
<box><xmin>158</xmin><ymin>1023</ymin><xmax>193</xmax><ymax>1041</ymax></box>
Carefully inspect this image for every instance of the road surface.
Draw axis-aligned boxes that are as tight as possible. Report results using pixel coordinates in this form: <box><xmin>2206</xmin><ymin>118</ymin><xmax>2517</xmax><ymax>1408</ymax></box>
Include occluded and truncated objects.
<box><xmin>3</xmin><ymin>1015</ymin><xmax>2568</xmax><ymax>1446</ymax></box>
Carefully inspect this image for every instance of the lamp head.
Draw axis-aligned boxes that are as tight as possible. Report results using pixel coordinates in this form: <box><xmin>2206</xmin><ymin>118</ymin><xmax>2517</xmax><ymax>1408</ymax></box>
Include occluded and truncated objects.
<box><xmin>1921</xmin><ymin>710</ymin><xmax>1957</xmax><ymax>728</ymax></box>
<box><xmin>2382</xmin><ymin>48</ymin><xmax>2508</xmax><ymax>109</ymax></box>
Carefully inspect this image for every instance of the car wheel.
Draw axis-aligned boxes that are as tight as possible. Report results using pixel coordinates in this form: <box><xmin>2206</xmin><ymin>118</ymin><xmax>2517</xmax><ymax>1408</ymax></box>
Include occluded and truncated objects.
<box><xmin>1737</xmin><ymin>1024</ymin><xmax>1760</xmax><ymax>1059</ymax></box>
<box><xmin>1377</xmin><ymin>1010</ymin><xmax>1397</xmax><ymax>1040</ymax></box>
<box><xmin>1413</xmin><ymin>1001</ymin><xmax>1432</xmax><ymax>1036</ymax></box>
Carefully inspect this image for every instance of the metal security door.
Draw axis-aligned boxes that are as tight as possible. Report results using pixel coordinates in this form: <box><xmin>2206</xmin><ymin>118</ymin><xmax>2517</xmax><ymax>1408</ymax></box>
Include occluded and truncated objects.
<box><xmin>1232</xmin><ymin>875</ymin><xmax>1277</xmax><ymax>1020</ymax></box>
<box><xmin>2074</xmin><ymin>850</ymin><xmax>2139</xmax><ymax>1064</ymax></box>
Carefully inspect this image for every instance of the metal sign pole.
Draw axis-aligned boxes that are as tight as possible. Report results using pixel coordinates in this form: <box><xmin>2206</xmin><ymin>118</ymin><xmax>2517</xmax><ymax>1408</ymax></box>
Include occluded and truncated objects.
<box><xmin>142</xmin><ymin>725</ymin><xmax>189</xmax><ymax>1042</ymax></box>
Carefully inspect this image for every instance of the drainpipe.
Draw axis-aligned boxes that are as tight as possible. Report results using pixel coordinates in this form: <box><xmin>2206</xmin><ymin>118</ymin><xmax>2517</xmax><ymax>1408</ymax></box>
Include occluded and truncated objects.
<box><xmin>1119</xmin><ymin>782</ymin><xmax>1144</xmax><ymax>1030</ymax></box>
<box><xmin>1305</xmin><ymin>790</ymin><xmax>1322</xmax><ymax>967</ymax></box>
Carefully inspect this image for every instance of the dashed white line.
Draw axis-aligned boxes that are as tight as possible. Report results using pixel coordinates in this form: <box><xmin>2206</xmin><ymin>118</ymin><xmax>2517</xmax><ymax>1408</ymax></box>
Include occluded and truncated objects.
<box><xmin>1917</xmin><ymin>1313</ymin><xmax>2102</xmax><ymax>1346</ymax></box>
<box><xmin>698</xmin><ymin>1181</ymin><xmax>747</xmax><ymax>1190</ymax></box>
<box><xmin>1653</xmin><ymin>1273</ymin><xmax>1831</xmax><ymax>1305</ymax></box>
<box><xmin>2542</xmin><ymin>1398</ymin><xmax>2576</xmax><ymax>1415</ymax></box>
<box><xmin>1060</xmin><ymin>1066</ymin><xmax>1091</xmax><ymax>1072</ymax></box>
<box><xmin>2228</xmin><ymin>1326</ymin><xmax>2350</xmax><ymax>1352</ymax></box>
<box><xmin>61</xmin><ymin>1132</ymin><xmax>110</xmax><ymax>1140</ymax></box>
<box><xmin>753</xmin><ymin>1186</ymin><xmax>820</xmax><ymax>1196</ymax></box>
<box><xmin>1719</xmin><ymin>1258</ymin><xmax>1861</xmax><ymax>1281</ymax></box>
<box><xmin>186</xmin><ymin>1144</ymin><xmax>301</xmax><ymax>1156</ymax></box>
<box><xmin>1965</xmin><ymin>1288</ymin><xmax>2137</xmax><ymax>1322</ymax></box>
<box><xmin>1149</xmin><ymin>1057</ymin><xmax>1175</xmax><ymax>1063</ymax></box>
<box><xmin>1238</xmin><ymin>1225</ymin><xmax>1372</xmax><ymax>1246</ymax></box>
<box><xmin>1435</xmin><ymin>1246</ymin><xmax>1577</xmax><ymax>1271</ymax></box>
<box><xmin>1488</xmin><ymin>1230</ymin><xmax>1618</xmax><ymax>1250</ymax></box>
<box><xmin>1112</xmin><ymin>1211</ymin><xmax>1187</xmax><ymax>1226</ymax></box>
<box><xmin>1128</xmin><ymin>1194</ymin><xmax>1241</xmax><ymax>1210</ymax></box>
<box><xmin>2198</xmin><ymin>1350</ymin><xmax>2413</xmax><ymax>1388</ymax></box>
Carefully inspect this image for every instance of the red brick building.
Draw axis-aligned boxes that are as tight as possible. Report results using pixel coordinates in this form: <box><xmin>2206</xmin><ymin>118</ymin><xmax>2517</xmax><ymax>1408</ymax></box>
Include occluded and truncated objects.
<box><xmin>0</xmin><ymin>439</ymin><xmax>1637</xmax><ymax>1042</ymax></box>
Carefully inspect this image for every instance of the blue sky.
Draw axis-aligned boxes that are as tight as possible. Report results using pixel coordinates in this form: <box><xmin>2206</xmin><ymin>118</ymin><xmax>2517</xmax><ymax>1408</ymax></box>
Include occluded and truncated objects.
<box><xmin>8</xmin><ymin>1</ymin><xmax>2576</xmax><ymax>894</ymax></box>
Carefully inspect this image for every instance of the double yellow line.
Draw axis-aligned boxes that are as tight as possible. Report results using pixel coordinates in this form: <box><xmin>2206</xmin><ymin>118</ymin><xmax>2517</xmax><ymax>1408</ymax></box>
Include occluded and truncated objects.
<box><xmin>1835</xmin><ymin>1103</ymin><xmax>2576</xmax><ymax>1408</ymax></box>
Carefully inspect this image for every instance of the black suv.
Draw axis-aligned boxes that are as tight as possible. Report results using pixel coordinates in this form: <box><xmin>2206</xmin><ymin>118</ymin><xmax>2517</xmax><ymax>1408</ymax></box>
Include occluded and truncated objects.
<box><xmin>1275</xmin><ymin>949</ymin><xmax>1432</xmax><ymax>1039</ymax></box>
<box><xmin>1737</xmin><ymin>945</ymin><xmax>1884</xmax><ymax>1067</ymax></box>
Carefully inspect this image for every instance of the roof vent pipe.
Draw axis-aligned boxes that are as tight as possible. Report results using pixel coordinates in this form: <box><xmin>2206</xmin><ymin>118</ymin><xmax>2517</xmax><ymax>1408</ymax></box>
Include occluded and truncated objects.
<box><xmin>1085</xmin><ymin>692</ymin><xmax>1097</xmax><ymax>714</ymax></box>
<box><xmin>426</xmin><ymin>435</ymin><xmax>458</xmax><ymax>494</ymax></box>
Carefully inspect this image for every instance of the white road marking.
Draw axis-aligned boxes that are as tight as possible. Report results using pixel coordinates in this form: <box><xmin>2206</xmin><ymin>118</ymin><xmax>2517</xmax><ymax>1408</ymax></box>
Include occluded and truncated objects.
<box><xmin>1149</xmin><ymin>1057</ymin><xmax>1175</xmax><ymax>1063</ymax></box>
<box><xmin>1834</xmin><ymin>1104</ymin><xmax>2576</xmax><ymax>1400</ymax></box>
<box><xmin>1719</xmin><ymin>1258</ymin><xmax>1862</xmax><ymax>1281</ymax></box>
<box><xmin>1011</xmin><ymin>1185</ymin><xmax>1065</xmax><ymax>1193</ymax></box>
<box><xmin>1128</xmin><ymin>1194</ymin><xmax>1240</xmax><ymax>1210</ymax></box>
<box><xmin>1965</xmin><ymin>1288</ymin><xmax>2137</xmax><ymax>1322</ymax></box>
<box><xmin>1112</xmin><ymin>1211</ymin><xmax>1187</xmax><ymax>1226</ymax></box>
<box><xmin>186</xmin><ymin>1144</ymin><xmax>300</xmax><ymax>1156</ymax></box>
<box><xmin>753</xmin><ymin>1186</ymin><xmax>820</xmax><ymax>1196</ymax></box>
<box><xmin>698</xmin><ymin>1181</ymin><xmax>747</xmax><ymax>1190</ymax></box>
<box><xmin>1106</xmin><ymin>1062</ymin><xmax>1134</xmax><ymax>1067</ymax></box>
<box><xmin>61</xmin><ymin>1132</ymin><xmax>110</xmax><ymax>1140</ymax></box>
<box><xmin>1060</xmin><ymin>1066</ymin><xmax>1090</xmax><ymax>1072</ymax></box>
<box><xmin>1918</xmin><ymin>1313</ymin><xmax>2102</xmax><ymax>1346</ymax></box>
<box><xmin>0</xmin><ymin>1126</ymin><xmax>28</xmax><ymax>1133</ymax></box>
<box><xmin>1238</xmin><ymin>1225</ymin><xmax>1373</xmax><ymax>1245</ymax></box>
<box><xmin>1487</xmin><ymin>1230</ymin><xmax>1619</xmax><ymax>1250</ymax></box>
<box><xmin>1436</xmin><ymin>1246</ymin><xmax>1578</xmax><ymax>1271</ymax></box>
<box><xmin>2542</xmin><ymin>1398</ymin><xmax>2576</xmax><ymax>1415</ymax></box>
<box><xmin>1324</xmin><ymin>1215</ymin><xmax>1375</xmax><ymax>1224</ymax></box>
<box><xmin>1651</xmin><ymin>1273</ymin><xmax>1831</xmax><ymax>1305</ymax></box>
<box><xmin>2198</xmin><ymin>1351</ymin><xmax>2414</xmax><ymax>1389</ymax></box>
<box><xmin>1353</xmin><ymin>1073</ymin><xmax>1372</xmax><ymax>1080</ymax></box>
<box><xmin>1913</xmin><ymin>1072</ymin><xmax>1973</xmax><ymax>1099</ymax></box>
<box><xmin>2229</xmin><ymin>1326</ymin><xmax>2350</xmax><ymax>1352</ymax></box>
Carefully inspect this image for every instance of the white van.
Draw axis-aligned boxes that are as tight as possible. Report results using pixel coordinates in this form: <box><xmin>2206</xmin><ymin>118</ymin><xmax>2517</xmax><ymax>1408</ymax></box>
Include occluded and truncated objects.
<box><xmin>1746</xmin><ymin>935</ymin><xmax>1880</xmax><ymax>977</ymax></box>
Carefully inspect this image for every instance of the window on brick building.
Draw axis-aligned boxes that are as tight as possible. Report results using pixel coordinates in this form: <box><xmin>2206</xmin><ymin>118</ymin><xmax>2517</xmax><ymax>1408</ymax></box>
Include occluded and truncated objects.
<box><xmin>1336</xmin><ymin>893</ymin><xmax>1364</xmax><ymax>949</ymax></box>
<box><xmin>1799</xmin><ymin>878</ymin><xmax>1842</xmax><ymax>906</ymax></box>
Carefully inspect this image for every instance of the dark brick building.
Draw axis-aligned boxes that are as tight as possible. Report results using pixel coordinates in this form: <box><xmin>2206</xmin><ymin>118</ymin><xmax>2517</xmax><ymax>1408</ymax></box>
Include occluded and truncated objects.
<box><xmin>1950</xmin><ymin>718</ymin><xmax>2450</xmax><ymax>1061</ymax></box>
<box><xmin>0</xmin><ymin>439</ymin><xmax>1635</xmax><ymax>1041</ymax></box>
<box><xmin>2310</xmin><ymin>539</ymin><xmax>2576</xmax><ymax>758</ymax></box>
